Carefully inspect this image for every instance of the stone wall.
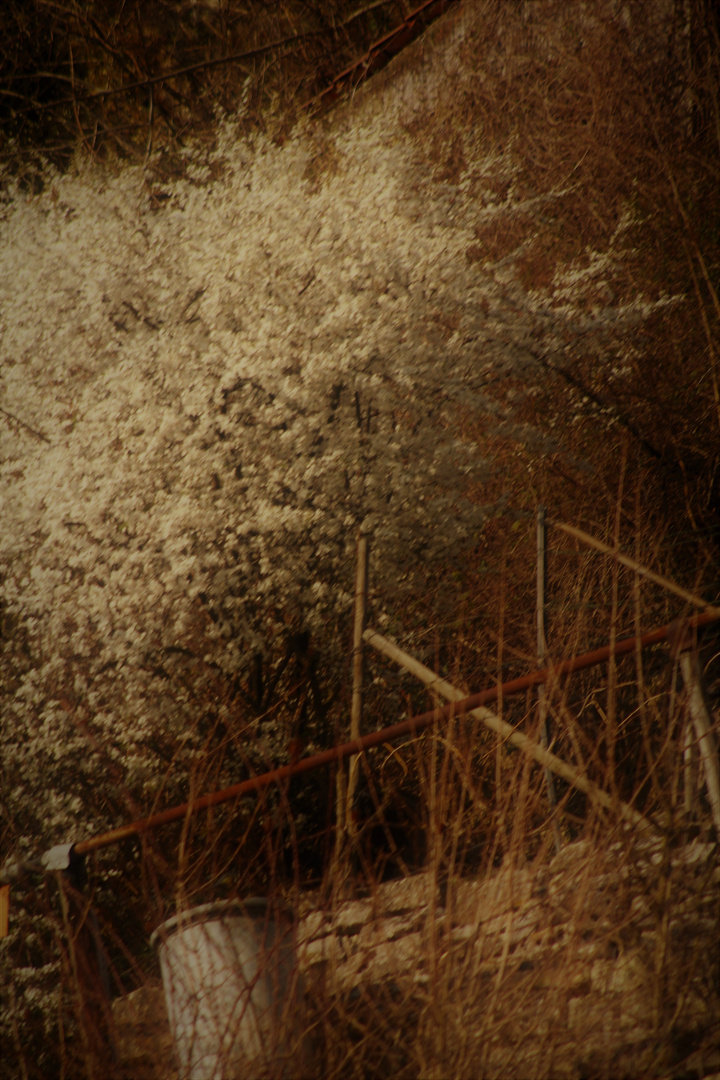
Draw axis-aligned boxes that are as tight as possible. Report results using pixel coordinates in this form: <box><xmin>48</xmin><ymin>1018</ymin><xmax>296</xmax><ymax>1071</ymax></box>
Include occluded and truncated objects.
<box><xmin>112</xmin><ymin>837</ymin><xmax>720</xmax><ymax>1078</ymax></box>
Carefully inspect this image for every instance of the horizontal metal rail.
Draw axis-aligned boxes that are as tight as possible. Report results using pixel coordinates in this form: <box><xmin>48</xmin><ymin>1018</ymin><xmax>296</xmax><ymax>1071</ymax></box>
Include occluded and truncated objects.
<box><xmin>2</xmin><ymin>608</ymin><xmax>716</xmax><ymax>883</ymax></box>
<box><xmin>72</xmin><ymin>608</ymin><xmax>717</xmax><ymax>857</ymax></box>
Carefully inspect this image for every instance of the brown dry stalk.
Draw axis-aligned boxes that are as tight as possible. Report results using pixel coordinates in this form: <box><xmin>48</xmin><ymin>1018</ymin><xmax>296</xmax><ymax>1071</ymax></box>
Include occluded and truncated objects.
<box><xmin>606</xmin><ymin>447</ymin><xmax>628</xmax><ymax>796</ymax></box>
<box><xmin>657</xmin><ymin>129</ymin><xmax>720</xmax><ymax>327</ymax></box>
<box><xmin>685</xmin><ymin>244</ymin><xmax>720</xmax><ymax>433</ymax></box>
<box><xmin>344</xmin><ymin>533</ymin><xmax>369</xmax><ymax>835</ymax></box>
<box><xmin>633</xmin><ymin>488</ymin><xmax>664</xmax><ymax>804</ymax></box>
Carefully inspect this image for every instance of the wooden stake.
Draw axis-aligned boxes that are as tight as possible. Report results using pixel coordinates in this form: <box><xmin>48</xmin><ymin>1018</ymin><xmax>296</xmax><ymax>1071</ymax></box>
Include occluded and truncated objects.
<box><xmin>537</xmin><ymin>506</ymin><xmax>562</xmax><ymax>853</ymax></box>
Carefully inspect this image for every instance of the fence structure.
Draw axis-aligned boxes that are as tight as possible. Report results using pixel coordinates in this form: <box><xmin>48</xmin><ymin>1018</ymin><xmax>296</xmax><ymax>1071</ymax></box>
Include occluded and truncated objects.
<box><xmin>2</xmin><ymin>520</ymin><xmax>719</xmax><ymax>884</ymax></box>
<box><xmin>2</xmin><ymin>518</ymin><xmax>719</xmax><ymax>1078</ymax></box>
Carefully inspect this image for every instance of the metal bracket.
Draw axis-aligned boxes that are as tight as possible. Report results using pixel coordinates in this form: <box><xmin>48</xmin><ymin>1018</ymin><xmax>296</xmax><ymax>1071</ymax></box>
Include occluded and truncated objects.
<box><xmin>40</xmin><ymin>844</ymin><xmax>76</xmax><ymax>873</ymax></box>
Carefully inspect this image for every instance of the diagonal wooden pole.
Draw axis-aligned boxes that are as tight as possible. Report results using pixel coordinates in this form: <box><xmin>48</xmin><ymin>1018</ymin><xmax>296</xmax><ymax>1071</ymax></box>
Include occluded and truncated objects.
<box><xmin>363</xmin><ymin>628</ymin><xmax>654</xmax><ymax>832</ymax></box>
<box><xmin>552</xmin><ymin>521</ymin><xmax>720</xmax><ymax>615</ymax></box>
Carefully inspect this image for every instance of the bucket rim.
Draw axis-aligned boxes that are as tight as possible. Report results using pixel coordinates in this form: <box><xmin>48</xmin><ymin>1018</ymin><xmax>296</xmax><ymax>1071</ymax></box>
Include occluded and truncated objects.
<box><xmin>150</xmin><ymin>897</ymin><xmax>294</xmax><ymax>948</ymax></box>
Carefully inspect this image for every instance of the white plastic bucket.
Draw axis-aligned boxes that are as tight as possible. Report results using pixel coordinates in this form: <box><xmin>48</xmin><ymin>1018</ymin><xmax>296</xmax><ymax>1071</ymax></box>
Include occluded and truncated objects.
<box><xmin>150</xmin><ymin>898</ymin><xmax>296</xmax><ymax>1080</ymax></box>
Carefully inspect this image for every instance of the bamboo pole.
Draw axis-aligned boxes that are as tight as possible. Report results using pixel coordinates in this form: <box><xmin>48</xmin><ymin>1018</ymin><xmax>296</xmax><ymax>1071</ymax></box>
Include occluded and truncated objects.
<box><xmin>679</xmin><ymin>650</ymin><xmax>720</xmax><ymax>834</ymax></box>
<box><xmin>552</xmin><ymin>521</ymin><xmax>720</xmax><ymax>615</ymax></box>
<box><xmin>363</xmin><ymin>629</ymin><xmax>653</xmax><ymax>831</ymax></box>
<box><xmin>537</xmin><ymin>506</ymin><xmax>562</xmax><ymax>852</ymax></box>
<box><xmin>683</xmin><ymin>720</ymin><xmax>697</xmax><ymax>818</ymax></box>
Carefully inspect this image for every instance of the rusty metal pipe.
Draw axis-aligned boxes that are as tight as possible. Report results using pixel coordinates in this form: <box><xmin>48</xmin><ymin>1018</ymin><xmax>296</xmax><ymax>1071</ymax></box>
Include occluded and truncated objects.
<box><xmin>71</xmin><ymin>608</ymin><xmax>719</xmax><ymax>858</ymax></box>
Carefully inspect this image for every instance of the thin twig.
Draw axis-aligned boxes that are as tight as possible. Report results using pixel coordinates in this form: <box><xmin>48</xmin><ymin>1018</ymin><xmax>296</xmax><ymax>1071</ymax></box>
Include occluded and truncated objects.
<box><xmin>530</xmin><ymin>347</ymin><xmax>661</xmax><ymax>460</ymax></box>
<box><xmin>633</xmin><ymin>485</ymin><xmax>663</xmax><ymax>805</ymax></box>
<box><xmin>11</xmin><ymin>33</ymin><xmax>318</xmax><ymax>115</ymax></box>
<box><xmin>346</xmin><ymin>533</ymin><xmax>369</xmax><ymax>832</ymax></box>
<box><xmin>651</xmin><ymin>111</ymin><xmax>720</xmax><ymax>327</ymax></box>
<box><xmin>0</xmin><ymin>405</ymin><xmax>50</xmax><ymax>443</ymax></box>
<box><xmin>342</xmin><ymin>0</ymin><xmax>397</xmax><ymax>26</ymax></box>
<box><xmin>142</xmin><ymin>85</ymin><xmax>154</xmax><ymax>176</ymax></box>
<box><xmin>537</xmin><ymin>504</ymin><xmax>562</xmax><ymax>852</ymax></box>
<box><xmin>605</xmin><ymin>446</ymin><xmax>628</xmax><ymax>796</ymax></box>
<box><xmin>684</xmin><ymin>243</ymin><xmax>720</xmax><ymax>433</ymax></box>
